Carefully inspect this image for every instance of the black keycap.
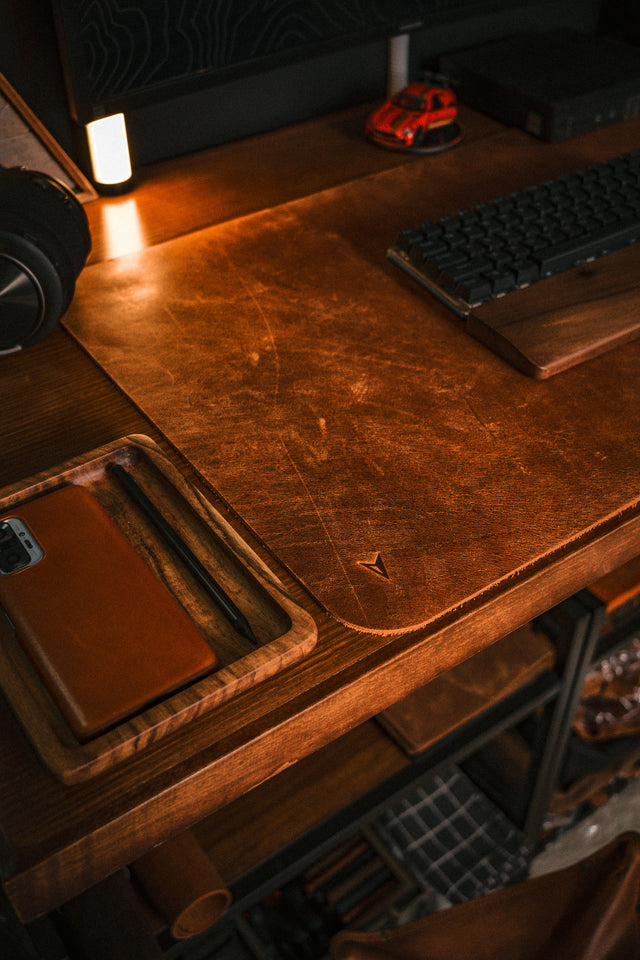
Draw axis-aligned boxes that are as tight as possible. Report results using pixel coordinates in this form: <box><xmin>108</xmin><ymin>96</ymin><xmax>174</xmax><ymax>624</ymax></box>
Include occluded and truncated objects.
<box><xmin>483</xmin><ymin>269</ymin><xmax>517</xmax><ymax>295</ymax></box>
<box><xmin>508</xmin><ymin>260</ymin><xmax>540</xmax><ymax>286</ymax></box>
<box><xmin>454</xmin><ymin>276</ymin><xmax>493</xmax><ymax>303</ymax></box>
<box><xmin>396</xmin><ymin>228</ymin><xmax>424</xmax><ymax>252</ymax></box>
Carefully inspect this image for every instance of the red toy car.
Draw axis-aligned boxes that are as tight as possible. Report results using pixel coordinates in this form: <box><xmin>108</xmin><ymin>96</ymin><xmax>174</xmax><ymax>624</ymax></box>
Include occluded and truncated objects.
<box><xmin>366</xmin><ymin>80</ymin><xmax>462</xmax><ymax>153</ymax></box>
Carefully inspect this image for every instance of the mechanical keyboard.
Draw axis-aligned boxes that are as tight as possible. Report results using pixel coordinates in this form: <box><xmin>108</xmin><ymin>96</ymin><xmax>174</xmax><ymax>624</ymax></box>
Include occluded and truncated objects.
<box><xmin>388</xmin><ymin>149</ymin><xmax>640</xmax><ymax>316</ymax></box>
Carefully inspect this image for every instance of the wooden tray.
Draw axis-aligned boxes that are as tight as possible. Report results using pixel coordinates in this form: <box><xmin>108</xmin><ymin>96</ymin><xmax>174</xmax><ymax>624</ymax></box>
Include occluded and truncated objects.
<box><xmin>0</xmin><ymin>435</ymin><xmax>317</xmax><ymax>783</ymax></box>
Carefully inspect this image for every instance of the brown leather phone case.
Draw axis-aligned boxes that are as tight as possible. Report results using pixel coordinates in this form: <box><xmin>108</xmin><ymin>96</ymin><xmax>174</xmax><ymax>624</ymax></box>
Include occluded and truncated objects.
<box><xmin>0</xmin><ymin>484</ymin><xmax>217</xmax><ymax>740</ymax></box>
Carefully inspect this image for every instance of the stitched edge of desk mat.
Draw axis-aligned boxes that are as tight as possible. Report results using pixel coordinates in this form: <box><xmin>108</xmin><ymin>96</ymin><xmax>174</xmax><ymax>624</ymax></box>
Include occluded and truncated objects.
<box><xmin>64</xmin><ymin>123</ymin><xmax>640</xmax><ymax>632</ymax></box>
<box><xmin>0</xmin><ymin>436</ymin><xmax>317</xmax><ymax>783</ymax></box>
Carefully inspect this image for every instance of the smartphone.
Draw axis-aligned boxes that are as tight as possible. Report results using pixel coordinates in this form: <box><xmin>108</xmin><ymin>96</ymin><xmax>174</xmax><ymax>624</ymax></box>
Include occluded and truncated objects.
<box><xmin>0</xmin><ymin>484</ymin><xmax>217</xmax><ymax>741</ymax></box>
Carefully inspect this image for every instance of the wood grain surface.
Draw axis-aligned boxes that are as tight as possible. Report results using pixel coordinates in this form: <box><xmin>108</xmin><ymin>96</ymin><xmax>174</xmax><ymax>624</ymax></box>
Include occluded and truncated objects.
<box><xmin>469</xmin><ymin>245</ymin><xmax>640</xmax><ymax>378</ymax></box>
<box><xmin>0</xmin><ymin>437</ymin><xmax>316</xmax><ymax>783</ymax></box>
<box><xmin>2</xmin><ymin>106</ymin><xmax>640</xmax><ymax>926</ymax></box>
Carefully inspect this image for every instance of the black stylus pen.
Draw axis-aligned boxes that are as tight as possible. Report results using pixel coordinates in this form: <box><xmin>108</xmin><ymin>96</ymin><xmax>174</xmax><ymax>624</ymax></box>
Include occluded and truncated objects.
<box><xmin>108</xmin><ymin>462</ymin><xmax>258</xmax><ymax>646</ymax></box>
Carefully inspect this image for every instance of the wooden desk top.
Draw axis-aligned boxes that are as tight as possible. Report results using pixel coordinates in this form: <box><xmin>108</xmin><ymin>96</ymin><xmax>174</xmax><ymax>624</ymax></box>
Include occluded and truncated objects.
<box><xmin>66</xmin><ymin>114</ymin><xmax>640</xmax><ymax>632</ymax></box>
<box><xmin>1</xmin><ymin>102</ymin><xmax>640</xmax><ymax>922</ymax></box>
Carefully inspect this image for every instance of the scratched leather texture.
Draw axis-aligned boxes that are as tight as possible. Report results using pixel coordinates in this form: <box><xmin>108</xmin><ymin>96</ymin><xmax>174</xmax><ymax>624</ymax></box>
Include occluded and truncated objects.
<box><xmin>330</xmin><ymin>834</ymin><xmax>640</xmax><ymax>960</ymax></box>
<box><xmin>65</xmin><ymin>126</ymin><xmax>640</xmax><ymax>632</ymax></box>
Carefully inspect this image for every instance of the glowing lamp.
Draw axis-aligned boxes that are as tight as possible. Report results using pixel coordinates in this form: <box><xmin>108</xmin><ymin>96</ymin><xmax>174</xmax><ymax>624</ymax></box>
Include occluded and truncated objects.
<box><xmin>86</xmin><ymin>113</ymin><xmax>133</xmax><ymax>191</ymax></box>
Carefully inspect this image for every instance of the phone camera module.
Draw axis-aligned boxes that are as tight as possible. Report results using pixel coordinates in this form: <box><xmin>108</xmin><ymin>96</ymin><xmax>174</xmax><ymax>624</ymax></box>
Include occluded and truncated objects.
<box><xmin>0</xmin><ymin>522</ymin><xmax>30</xmax><ymax>573</ymax></box>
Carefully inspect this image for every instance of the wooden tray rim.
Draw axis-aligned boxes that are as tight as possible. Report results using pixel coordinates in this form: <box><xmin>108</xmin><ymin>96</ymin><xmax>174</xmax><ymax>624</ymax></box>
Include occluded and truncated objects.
<box><xmin>0</xmin><ymin>435</ymin><xmax>317</xmax><ymax>783</ymax></box>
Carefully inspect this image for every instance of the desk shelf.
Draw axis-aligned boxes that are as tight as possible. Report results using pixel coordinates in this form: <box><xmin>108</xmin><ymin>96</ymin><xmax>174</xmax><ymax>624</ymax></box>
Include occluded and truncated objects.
<box><xmin>465</xmin><ymin>589</ymin><xmax>640</xmax><ymax>844</ymax></box>
<box><xmin>165</xmin><ymin>612</ymin><xmax>586</xmax><ymax>955</ymax></box>
<box><xmin>159</xmin><ymin>590</ymin><xmax>640</xmax><ymax>958</ymax></box>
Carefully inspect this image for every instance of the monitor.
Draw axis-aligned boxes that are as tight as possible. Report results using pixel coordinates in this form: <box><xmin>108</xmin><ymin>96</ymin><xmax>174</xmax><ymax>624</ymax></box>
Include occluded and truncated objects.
<box><xmin>53</xmin><ymin>0</ymin><xmax>536</xmax><ymax>122</ymax></box>
<box><xmin>51</xmin><ymin>0</ymin><xmax>603</xmax><ymax>164</ymax></box>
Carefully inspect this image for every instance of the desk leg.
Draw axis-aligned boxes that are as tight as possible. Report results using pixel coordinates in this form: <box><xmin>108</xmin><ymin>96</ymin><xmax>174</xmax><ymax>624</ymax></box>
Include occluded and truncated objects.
<box><xmin>522</xmin><ymin>591</ymin><xmax>606</xmax><ymax>851</ymax></box>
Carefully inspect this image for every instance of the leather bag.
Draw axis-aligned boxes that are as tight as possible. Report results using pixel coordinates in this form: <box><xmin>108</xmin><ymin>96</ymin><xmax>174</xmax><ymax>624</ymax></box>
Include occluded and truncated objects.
<box><xmin>330</xmin><ymin>832</ymin><xmax>640</xmax><ymax>960</ymax></box>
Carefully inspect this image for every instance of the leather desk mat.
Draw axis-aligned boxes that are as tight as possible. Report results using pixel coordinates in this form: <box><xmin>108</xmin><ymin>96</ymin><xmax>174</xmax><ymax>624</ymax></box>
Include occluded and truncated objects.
<box><xmin>65</xmin><ymin>123</ymin><xmax>640</xmax><ymax>633</ymax></box>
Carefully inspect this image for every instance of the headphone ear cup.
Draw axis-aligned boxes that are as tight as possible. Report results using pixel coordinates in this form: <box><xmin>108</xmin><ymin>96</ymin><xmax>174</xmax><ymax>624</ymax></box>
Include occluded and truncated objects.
<box><xmin>0</xmin><ymin>168</ymin><xmax>91</xmax><ymax>353</ymax></box>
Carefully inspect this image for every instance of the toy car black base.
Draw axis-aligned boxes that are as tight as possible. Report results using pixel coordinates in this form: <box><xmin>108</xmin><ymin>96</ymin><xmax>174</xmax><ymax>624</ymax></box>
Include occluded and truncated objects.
<box><xmin>368</xmin><ymin>120</ymin><xmax>463</xmax><ymax>154</ymax></box>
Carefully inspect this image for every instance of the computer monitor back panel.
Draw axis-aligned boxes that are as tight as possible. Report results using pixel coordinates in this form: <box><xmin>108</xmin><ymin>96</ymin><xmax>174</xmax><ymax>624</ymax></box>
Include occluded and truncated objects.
<box><xmin>51</xmin><ymin>0</ymin><xmax>603</xmax><ymax>161</ymax></box>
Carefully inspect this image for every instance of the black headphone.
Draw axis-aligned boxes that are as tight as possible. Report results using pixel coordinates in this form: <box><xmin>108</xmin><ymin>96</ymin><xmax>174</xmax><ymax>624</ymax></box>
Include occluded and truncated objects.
<box><xmin>0</xmin><ymin>167</ymin><xmax>91</xmax><ymax>354</ymax></box>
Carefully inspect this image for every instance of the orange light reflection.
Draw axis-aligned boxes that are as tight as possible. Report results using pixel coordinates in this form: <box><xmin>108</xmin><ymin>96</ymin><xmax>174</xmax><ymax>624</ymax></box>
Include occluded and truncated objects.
<box><xmin>101</xmin><ymin>199</ymin><xmax>147</xmax><ymax>260</ymax></box>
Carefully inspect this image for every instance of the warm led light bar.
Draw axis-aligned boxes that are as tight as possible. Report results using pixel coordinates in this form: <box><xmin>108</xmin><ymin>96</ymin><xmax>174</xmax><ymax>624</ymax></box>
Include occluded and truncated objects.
<box><xmin>86</xmin><ymin>113</ymin><xmax>132</xmax><ymax>188</ymax></box>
